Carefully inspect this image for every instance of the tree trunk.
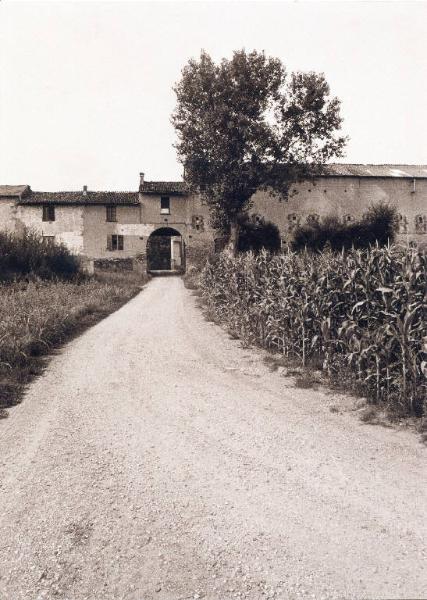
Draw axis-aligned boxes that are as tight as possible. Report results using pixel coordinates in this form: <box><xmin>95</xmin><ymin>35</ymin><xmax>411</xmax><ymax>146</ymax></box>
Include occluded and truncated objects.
<box><xmin>227</xmin><ymin>220</ymin><xmax>240</xmax><ymax>257</ymax></box>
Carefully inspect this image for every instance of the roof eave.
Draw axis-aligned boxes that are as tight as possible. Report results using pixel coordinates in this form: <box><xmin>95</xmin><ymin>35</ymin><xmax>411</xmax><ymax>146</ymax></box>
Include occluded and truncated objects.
<box><xmin>18</xmin><ymin>201</ymin><xmax>140</xmax><ymax>206</ymax></box>
<box><xmin>318</xmin><ymin>173</ymin><xmax>427</xmax><ymax>180</ymax></box>
<box><xmin>140</xmin><ymin>191</ymin><xmax>189</xmax><ymax>196</ymax></box>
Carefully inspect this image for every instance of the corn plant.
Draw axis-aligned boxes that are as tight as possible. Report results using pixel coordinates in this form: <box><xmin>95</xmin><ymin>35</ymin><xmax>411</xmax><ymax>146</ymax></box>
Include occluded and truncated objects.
<box><xmin>201</xmin><ymin>245</ymin><xmax>427</xmax><ymax>417</ymax></box>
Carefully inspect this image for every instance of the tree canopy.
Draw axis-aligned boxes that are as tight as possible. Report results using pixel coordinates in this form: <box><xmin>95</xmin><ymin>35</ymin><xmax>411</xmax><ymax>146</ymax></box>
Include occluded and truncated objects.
<box><xmin>172</xmin><ymin>49</ymin><xmax>348</xmax><ymax>246</ymax></box>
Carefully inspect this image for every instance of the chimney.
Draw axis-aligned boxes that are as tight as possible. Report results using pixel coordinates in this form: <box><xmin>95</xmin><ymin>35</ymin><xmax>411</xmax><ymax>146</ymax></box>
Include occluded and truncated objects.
<box><xmin>139</xmin><ymin>172</ymin><xmax>145</xmax><ymax>186</ymax></box>
<box><xmin>83</xmin><ymin>185</ymin><xmax>88</xmax><ymax>196</ymax></box>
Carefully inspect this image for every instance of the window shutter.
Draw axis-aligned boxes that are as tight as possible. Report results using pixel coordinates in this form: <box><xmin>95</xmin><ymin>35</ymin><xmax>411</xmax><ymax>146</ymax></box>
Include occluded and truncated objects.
<box><xmin>107</xmin><ymin>235</ymin><xmax>112</xmax><ymax>250</ymax></box>
<box><xmin>118</xmin><ymin>235</ymin><xmax>124</xmax><ymax>250</ymax></box>
<box><xmin>106</xmin><ymin>205</ymin><xmax>117</xmax><ymax>222</ymax></box>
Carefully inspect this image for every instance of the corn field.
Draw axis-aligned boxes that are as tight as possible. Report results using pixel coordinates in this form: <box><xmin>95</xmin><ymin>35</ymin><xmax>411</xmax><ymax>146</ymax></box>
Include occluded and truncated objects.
<box><xmin>201</xmin><ymin>246</ymin><xmax>427</xmax><ymax>417</ymax></box>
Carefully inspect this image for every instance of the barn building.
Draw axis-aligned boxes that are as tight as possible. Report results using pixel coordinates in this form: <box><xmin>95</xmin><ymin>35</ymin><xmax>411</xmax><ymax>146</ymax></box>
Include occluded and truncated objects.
<box><xmin>0</xmin><ymin>164</ymin><xmax>426</xmax><ymax>273</ymax></box>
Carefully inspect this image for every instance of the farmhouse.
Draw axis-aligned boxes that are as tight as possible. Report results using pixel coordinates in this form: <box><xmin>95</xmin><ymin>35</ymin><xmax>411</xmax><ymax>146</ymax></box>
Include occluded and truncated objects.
<box><xmin>0</xmin><ymin>164</ymin><xmax>426</xmax><ymax>272</ymax></box>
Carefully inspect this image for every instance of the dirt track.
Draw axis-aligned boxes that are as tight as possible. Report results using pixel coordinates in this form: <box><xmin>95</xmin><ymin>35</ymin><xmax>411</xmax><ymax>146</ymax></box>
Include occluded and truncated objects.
<box><xmin>0</xmin><ymin>277</ymin><xmax>426</xmax><ymax>600</ymax></box>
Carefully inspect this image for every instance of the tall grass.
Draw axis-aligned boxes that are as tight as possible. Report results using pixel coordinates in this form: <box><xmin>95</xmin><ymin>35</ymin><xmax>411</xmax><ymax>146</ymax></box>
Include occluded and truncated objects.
<box><xmin>0</xmin><ymin>271</ymin><xmax>145</xmax><ymax>416</ymax></box>
<box><xmin>201</xmin><ymin>245</ymin><xmax>427</xmax><ymax>417</ymax></box>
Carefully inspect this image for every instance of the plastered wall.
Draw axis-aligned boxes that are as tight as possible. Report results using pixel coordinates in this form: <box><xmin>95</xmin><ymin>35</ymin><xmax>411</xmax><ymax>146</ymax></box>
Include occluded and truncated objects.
<box><xmin>82</xmin><ymin>205</ymin><xmax>145</xmax><ymax>259</ymax></box>
<box><xmin>16</xmin><ymin>204</ymin><xmax>85</xmax><ymax>253</ymax></box>
<box><xmin>0</xmin><ymin>200</ymin><xmax>19</xmax><ymax>232</ymax></box>
<box><xmin>139</xmin><ymin>193</ymin><xmax>214</xmax><ymax>246</ymax></box>
<box><xmin>250</xmin><ymin>176</ymin><xmax>427</xmax><ymax>242</ymax></box>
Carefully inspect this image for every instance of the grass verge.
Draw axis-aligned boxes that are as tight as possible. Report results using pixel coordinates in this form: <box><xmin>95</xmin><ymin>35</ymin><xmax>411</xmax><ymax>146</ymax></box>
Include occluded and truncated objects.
<box><xmin>0</xmin><ymin>269</ymin><xmax>147</xmax><ymax>418</ymax></box>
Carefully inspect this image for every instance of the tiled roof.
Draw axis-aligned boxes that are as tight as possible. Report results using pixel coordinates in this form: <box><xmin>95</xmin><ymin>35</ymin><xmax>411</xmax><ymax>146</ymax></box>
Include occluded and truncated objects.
<box><xmin>140</xmin><ymin>166</ymin><xmax>427</xmax><ymax>190</ymax></box>
<box><xmin>140</xmin><ymin>181</ymin><xmax>189</xmax><ymax>195</ymax></box>
<box><xmin>19</xmin><ymin>191</ymin><xmax>139</xmax><ymax>205</ymax></box>
<box><xmin>323</xmin><ymin>164</ymin><xmax>427</xmax><ymax>178</ymax></box>
<box><xmin>0</xmin><ymin>185</ymin><xmax>30</xmax><ymax>197</ymax></box>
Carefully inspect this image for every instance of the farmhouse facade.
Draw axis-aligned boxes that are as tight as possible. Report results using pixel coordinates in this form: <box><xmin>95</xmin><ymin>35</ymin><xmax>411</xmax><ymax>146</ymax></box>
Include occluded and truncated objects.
<box><xmin>0</xmin><ymin>164</ymin><xmax>426</xmax><ymax>272</ymax></box>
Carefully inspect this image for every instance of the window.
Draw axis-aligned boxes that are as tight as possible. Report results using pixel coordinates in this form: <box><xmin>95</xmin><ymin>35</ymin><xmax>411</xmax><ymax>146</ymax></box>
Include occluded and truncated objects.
<box><xmin>107</xmin><ymin>234</ymin><xmax>124</xmax><ymax>251</ymax></box>
<box><xmin>415</xmin><ymin>215</ymin><xmax>427</xmax><ymax>234</ymax></box>
<box><xmin>160</xmin><ymin>196</ymin><xmax>170</xmax><ymax>214</ymax></box>
<box><xmin>42</xmin><ymin>235</ymin><xmax>55</xmax><ymax>246</ymax></box>
<box><xmin>398</xmin><ymin>214</ymin><xmax>408</xmax><ymax>234</ymax></box>
<box><xmin>306</xmin><ymin>213</ymin><xmax>320</xmax><ymax>225</ymax></box>
<box><xmin>287</xmin><ymin>213</ymin><xmax>299</xmax><ymax>231</ymax></box>
<box><xmin>42</xmin><ymin>205</ymin><xmax>55</xmax><ymax>222</ymax></box>
<box><xmin>192</xmin><ymin>215</ymin><xmax>204</xmax><ymax>231</ymax></box>
<box><xmin>106</xmin><ymin>205</ymin><xmax>117</xmax><ymax>222</ymax></box>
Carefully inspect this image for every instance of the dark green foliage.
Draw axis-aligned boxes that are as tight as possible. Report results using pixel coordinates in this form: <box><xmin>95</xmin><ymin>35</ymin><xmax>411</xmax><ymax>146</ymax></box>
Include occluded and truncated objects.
<box><xmin>291</xmin><ymin>202</ymin><xmax>398</xmax><ymax>252</ymax></box>
<box><xmin>237</xmin><ymin>215</ymin><xmax>281</xmax><ymax>254</ymax></box>
<box><xmin>0</xmin><ymin>230</ymin><xmax>80</xmax><ymax>281</ymax></box>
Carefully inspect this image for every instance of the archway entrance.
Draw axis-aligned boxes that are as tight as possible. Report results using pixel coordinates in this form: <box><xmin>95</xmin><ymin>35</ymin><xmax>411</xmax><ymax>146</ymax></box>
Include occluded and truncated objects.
<box><xmin>146</xmin><ymin>227</ymin><xmax>185</xmax><ymax>273</ymax></box>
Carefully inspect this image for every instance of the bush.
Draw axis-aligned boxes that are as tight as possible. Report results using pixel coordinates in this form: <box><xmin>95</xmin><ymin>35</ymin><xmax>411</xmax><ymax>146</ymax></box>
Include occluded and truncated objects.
<box><xmin>201</xmin><ymin>245</ymin><xmax>427</xmax><ymax>417</ymax></box>
<box><xmin>361</xmin><ymin>202</ymin><xmax>399</xmax><ymax>245</ymax></box>
<box><xmin>0</xmin><ymin>230</ymin><xmax>80</xmax><ymax>281</ymax></box>
<box><xmin>291</xmin><ymin>202</ymin><xmax>398</xmax><ymax>252</ymax></box>
<box><xmin>237</xmin><ymin>214</ymin><xmax>281</xmax><ymax>254</ymax></box>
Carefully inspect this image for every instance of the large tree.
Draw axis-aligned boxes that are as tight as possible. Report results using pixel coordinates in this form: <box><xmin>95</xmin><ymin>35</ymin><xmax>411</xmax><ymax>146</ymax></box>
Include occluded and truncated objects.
<box><xmin>172</xmin><ymin>49</ymin><xmax>347</xmax><ymax>252</ymax></box>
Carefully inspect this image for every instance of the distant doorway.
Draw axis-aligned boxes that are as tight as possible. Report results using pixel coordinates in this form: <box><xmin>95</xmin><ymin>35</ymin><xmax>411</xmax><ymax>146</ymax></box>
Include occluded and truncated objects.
<box><xmin>147</xmin><ymin>227</ymin><xmax>185</xmax><ymax>273</ymax></box>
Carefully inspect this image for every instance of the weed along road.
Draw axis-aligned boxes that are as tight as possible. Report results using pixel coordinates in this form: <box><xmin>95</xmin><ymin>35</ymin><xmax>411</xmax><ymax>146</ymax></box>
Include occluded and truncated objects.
<box><xmin>0</xmin><ymin>277</ymin><xmax>425</xmax><ymax>600</ymax></box>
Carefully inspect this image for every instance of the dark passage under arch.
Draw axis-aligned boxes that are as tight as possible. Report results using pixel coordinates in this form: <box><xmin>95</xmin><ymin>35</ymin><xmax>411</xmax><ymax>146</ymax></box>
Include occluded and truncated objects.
<box><xmin>146</xmin><ymin>227</ymin><xmax>185</xmax><ymax>273</ymax></box>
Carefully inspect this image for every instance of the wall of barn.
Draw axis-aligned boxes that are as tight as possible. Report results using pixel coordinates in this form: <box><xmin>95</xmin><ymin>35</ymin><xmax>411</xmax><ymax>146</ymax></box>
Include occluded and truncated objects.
<box><xmin>249</xmin><ymin>176</ymin><xmax>427</xmax><ymax>243</ymax></box>
<box><xmin>15</xmin><ymin>204</ymin><xmax>85</xmax><ymax>253</ymax></box>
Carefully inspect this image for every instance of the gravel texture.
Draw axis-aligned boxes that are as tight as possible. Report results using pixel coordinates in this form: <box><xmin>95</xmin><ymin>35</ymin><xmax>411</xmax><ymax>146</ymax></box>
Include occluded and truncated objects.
<box><xmin>0</xmin><ymin>277</ymin><xmax>426</xmax><ymax>600</ymax></box>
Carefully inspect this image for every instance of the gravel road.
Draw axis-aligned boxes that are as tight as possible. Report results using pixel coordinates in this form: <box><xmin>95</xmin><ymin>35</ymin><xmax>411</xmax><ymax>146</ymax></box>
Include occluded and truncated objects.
<box><xmin>0</xmin><ymin>277</ymin><xmax>426</xmax><ymax>600</ymax></box>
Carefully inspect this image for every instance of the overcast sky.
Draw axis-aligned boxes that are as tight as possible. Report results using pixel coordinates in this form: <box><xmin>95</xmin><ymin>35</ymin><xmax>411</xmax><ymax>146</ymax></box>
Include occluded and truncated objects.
<box><xmin>1</xmin><ymin>1</ymin><xmax>426</xmax><ymax>191</ymax></box>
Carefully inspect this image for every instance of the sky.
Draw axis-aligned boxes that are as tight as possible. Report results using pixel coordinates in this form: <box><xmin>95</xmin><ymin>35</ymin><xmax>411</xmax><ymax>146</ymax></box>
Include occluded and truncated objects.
<box><xmin>1</xmin><ymin>0</ymin><xmax>426</xmax><ymax>191</ymax></box>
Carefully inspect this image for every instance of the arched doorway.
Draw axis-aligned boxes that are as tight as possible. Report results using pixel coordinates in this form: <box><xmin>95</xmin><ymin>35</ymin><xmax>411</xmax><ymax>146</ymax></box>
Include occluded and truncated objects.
<box><xmin>146</xmin><ymin>227</ymin><xmax>185</xmax><ymax>273</ymax></box>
